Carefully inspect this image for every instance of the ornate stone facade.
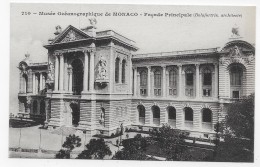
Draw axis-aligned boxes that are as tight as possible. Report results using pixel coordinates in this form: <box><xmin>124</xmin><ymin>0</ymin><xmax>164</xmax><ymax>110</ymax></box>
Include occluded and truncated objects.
<box><xmin>17</xmin><ymin>24</ymin><xmax>255</xmax><ymax>138</ymax></box>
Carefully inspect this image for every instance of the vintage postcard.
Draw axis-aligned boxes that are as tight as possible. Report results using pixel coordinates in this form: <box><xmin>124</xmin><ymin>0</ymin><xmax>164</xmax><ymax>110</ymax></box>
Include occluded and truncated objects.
<box><xmin>9</xmin><ymin>3</ymin><xmax>255</xmax><ymax>161</ymax></box>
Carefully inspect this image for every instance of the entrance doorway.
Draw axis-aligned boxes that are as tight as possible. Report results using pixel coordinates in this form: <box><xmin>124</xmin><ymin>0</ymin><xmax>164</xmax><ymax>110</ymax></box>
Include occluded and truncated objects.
<box><xmin>70</xmin><ymin>103</ymin><xmax>80</xmax><ymax>126</ymax></box>
<box><xmin>71</xmin><ymin>59</ymin><xmax>83</xmax><ymax>95</ymax></box>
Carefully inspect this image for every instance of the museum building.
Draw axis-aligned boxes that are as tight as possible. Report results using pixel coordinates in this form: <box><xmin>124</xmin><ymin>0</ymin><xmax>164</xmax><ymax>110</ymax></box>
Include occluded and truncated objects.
<box><xmin>17</xmin><ymin>23</ymin><xmax>255</xmax><ymax>138</ymax></box>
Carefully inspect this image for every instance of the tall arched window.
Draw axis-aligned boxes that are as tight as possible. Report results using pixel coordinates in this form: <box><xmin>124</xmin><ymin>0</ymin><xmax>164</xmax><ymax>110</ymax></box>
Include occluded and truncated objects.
<box><xmin>184</xmin><ymin>107</ymin><xmax>193</xmax><ymax>129</ymax></box>
<box><xmin>152</xmin><ymin>105</ymin><xmax>160</xmax><ymax>126</ymax></box>
<box><xmin>230</xmin><ymin>64</ymin><xmax>243</xmax><ymax>98</ymax></box>
<box><xmin>140</xmin><ymin>70</ymin><xmax>147</xmax><ymax>96</ymax></box>
<box><xmin>121</xmin><ymin>59</ymin><xmax>126</xmax><ymax>83</ymax></box>
<box><xmin>115</xmin><ymin>57</ymin><xmax>120</xmax><ymax>83</ymax></box>
<box><xmin>202</xmin><ymin>67</ymin><xmax>212</xmax><ymax>97</ymax></box>
<box><xmin>185</xmin><ymin>68</ymin><xmax>194</xmax><ymax>97</ymax></box>
<box><xmin>100</xmin><ymin>107</ymin><xmax>105</xmax><ymax>127</ymax></box>
<box><xmin>137</xmin><ymin>105</ymin><xmax>145</xmax><ymax>125</ymax></box>
<box><xmin>202</xmin><ymin>108</ymin><xmax>212</xmax><ymax>131</ymax></box>
<box><xmin>154</xmin><ymin>70</ymin><xmax>162</xmax><ymax>96</ymax></box>
<box><xmin>169</xmin><ymin>69</ymin><xmax>177</xmax><ymax>95</ymax></box>
<box><xmin>167</xmin><ymin>106</ymin><xmax>176</xmax><ymax>128</ymax></box>
<box><xmin>71</xmin><ymin>59</ymin><xmax>84</xmax><ymax>95</ymax></box>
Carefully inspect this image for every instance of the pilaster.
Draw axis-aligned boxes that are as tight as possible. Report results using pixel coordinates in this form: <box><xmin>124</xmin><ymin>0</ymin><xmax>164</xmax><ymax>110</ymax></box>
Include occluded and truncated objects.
<box><xmin>195</xmin><ymin>64</ymin><xmax>200</xmax><ymax>99</ymax></box>
<box><xmin>54</xmin><ymin>54</ymin><xmax>59</xmax><ymax>91</ymax></box>
<box><xmin>162</xmin><ymin>66</ymin><xmax>167</xmax><ymax>97</ymax></box>
<box><xmin>178</xmin><ymin>65</ymin><xmax>183</xmax><ymax>98</ymax></box>
<box><xmin>147</xmin><ymin>66</ymin><xmax>151</xmax><ymax>97</ymax></box>
<box><xmin>59</xmin><ymin>54</ymin><xmax>64</xmax><ymax>91</ymax></box>
<box><xmin>83</xmin><ymin>50</ymin><xmax>89</xmax><ymax>92</ymax></box>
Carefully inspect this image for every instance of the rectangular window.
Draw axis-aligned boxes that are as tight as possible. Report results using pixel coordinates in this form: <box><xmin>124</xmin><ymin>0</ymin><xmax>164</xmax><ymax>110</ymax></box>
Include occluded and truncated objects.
<box><xmin>169</xmin><ymin>89</ymin><xmax>177</xmax><ymax>95</ymax></box>
<box><xmin>169</xmin><ymin>89</ymin><xmax>173</xmax><ymax>95</ymax></box>
<box><xmin>203</xmin><ymin>89</ymin><xmax>211</xmax><ymax>97</ymax></box>
<box><xmin>140</xmin><ymin>89</ymin><xmax>147</xmax><ymax>96</ymax></box>
<box><xmin>232</xmin><ymin>91</ymin><xmax>240</xmax><ymax>98</ymax></box>
<box><xmin>154</xmin><ymin>89</ymin><xmax>161</xmax><ymax>96</ymax></box>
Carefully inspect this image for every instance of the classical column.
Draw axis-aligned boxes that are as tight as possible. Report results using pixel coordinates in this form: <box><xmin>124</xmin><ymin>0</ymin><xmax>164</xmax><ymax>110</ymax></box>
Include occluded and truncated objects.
<box><xmin>68</xmin><ymin>67</ymin><xmax>73</xmax><ymax>92</ymax></box>
<box><xmin>162</xmin><ymin>66</ymin><xmax>167</xmax><ymax>97</ymax></box>
<box><xmin>83</xmin><ymin>50</ymin><xmax>89</xmax><ymax>92</ymax></box>
<box><xmin>89</xmin><ymin>51</ymin><xmax>95</xmax><ymax>92</ymax></box>
<box><xmin>147</xmin><ymin>66</ymin><xmax>151</xmax><ymax>97</ymax></box>
<box><xmin>54</xmin><ymin>55</ymin><xmax>59</xmax><ymax>91</ymax></box>
<box><xmin>40</xmin><ymin>73</ymin><xmax>43</xmax><ymax>91</ymax></box>
<box><xmin>129</xmin><ymin>55</ymin><xmax>133</xmax><ymax>93</ymax></box>
<box><xmin>137</xmin><ymin>71</ymin><xmax>140</xmax><ymax>97</ymax></box>
<box><xmin>27</xmin><ymin>70</ymin><xmax>33</xmax><ymax>93</ymax></box>
<box><xmin>32</xmin><ymin>73</ymin><xmax>36</xmax><ymax>94</ymax></box>
<box><xmin>214</xmin><ymin>63</ymin><xmax>219</xmax><ymax>98</ymax></box>
<box><xmin>19</xmin><ymin>73</ymin><xmax>23</xmax><ymax>93</ymax></box>
<box><xmin>64</xmin><ymin>56</ymin><xmax>68</xmax><ymax>91</ymax></box>
<box><xmin>35</xmin><ymin>75</ymin><xmax>39</xmax><ymax>94</ymax></box>
<box><xmin>42</xmin><ymin>74</ymin><xmax>46</xmax><ymax>90</ymax></box>
<box><xmin>178</xmin><ymin>65</ymin><xmax>182</xmax><ymax>98</ymax></box>
<box><xmin>45</xmin><ymin>100</ymin><xmax>49</xmax><ymax>122</ymax></box>
<box><xmin>195</xmin><ymin>64</ymin><xmax>200</xmax><ymax>98</ymax></box>
<box><xmin>59</xmin><ymin>54</ymin><xmax>64</xmax><ymax>91</ymax></box>
<box><xmin>133</xmin><ymin>67</ymin><xmax>137</xmax><ymax>96</ymax></box>
<box><xmin>119</xmin><ymin>60</ymin><xmax>122</xmax><ymax>84</ymax></box>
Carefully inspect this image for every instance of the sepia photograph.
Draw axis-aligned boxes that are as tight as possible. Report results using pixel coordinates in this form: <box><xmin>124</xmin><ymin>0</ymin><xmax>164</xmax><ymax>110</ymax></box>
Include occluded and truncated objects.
<box><xmin>8</xmin><ymin>3</ymin><xmax>255</xmax><ymax>162</ymax></box>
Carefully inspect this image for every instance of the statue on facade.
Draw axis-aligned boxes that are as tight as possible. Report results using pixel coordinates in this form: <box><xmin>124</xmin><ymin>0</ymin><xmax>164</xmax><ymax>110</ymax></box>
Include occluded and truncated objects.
<box><xmin>54</xmin><ymin>25</ymin><xmax>62</xmax><ymax>35</ymax></box>
<box><xmin>231</xmin><ymin>24</ymin><xmax>241</xmax><ymax>38</ymax></box>
<box><xmin>47</xmin><ymin>62</ymin><xmax>55</xmax><ymax>82</ymax></box>
<box><xmin>89</xmin><ymin>18</ymin><xmax>97</xmax><ymax>26</ymax></box>
<box><xmin>230</xmin><ymin>45</ymin><xmax>241</xmax><ymax>57</ymax></box>
<box><xmin>96</xmin><ymin>56</ymin><xmax>108</xmax><ymax>82</ymax></box>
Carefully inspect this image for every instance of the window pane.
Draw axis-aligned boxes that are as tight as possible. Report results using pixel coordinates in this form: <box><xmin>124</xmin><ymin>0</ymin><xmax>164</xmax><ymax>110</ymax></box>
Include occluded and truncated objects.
<box><xmin>204</xmin><ymin>73</ymin><xmax>212</xmax><ymax>85</ymax></box>
<box><xmin>121</xmin><ymin>60</ymin><xmax>126</xmax><ymax>83</ymax></box>
<box><xmin>168</xmin><ymin>107</ymin><xmax>176</xmax><ymax>119</ymax></box>
<box><xmin>233</xmin><ymin>91</ymin><xmax>240</xmax><ymax>98</ymax></box>
<box><xmin>202</xmin><ymin>109</ymin><xmax>212</xmax><ymax>122</ymax></box>
<box><xmin>185</xmin><ymin>108</ymin><xmax>193</xmax><ymax>121</ymax></box>
<box><xmin>169</xmin><ymin>70</ymin><xmax>177</xmax><ymax>87</ymax></box>
<box><xmin>154</xmin><ymin>70</ymin><xmax>161</xmax><ymax>87</ymax></box>
<box><xmin>186</xmin><ymin>73</ymin><xmax>193</xmax><ymax>86</ymax></box>
<box><xmin>115</xmin><ymin>58</ymin><xmax>120</xmax><ymax>83</ymax></box>
<box><xmin>140</xmin><ymin>71</ymin><xmax>147</xmax><ymax>86</ymax></box>
<box><xmin>230</xmin><ymin>65</ymin><xmax>243</xmax><ymax>86</ymax></box>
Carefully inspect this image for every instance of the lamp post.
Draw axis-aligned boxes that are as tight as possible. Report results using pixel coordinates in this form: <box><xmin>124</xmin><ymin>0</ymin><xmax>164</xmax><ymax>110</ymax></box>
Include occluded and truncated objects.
<box><xmin>39</xmin><ymin>128</ymin><xmax>42</xmax><ymax>152</ymax></box>
<box><xmin>18</xmin><ymin>128</ymin><xmax>22</xmax><ymax>158</ymax></box>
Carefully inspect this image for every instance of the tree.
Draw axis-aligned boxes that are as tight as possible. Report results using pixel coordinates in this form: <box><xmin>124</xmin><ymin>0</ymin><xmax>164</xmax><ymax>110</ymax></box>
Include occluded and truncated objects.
<box><xmin>214</xmin><ymin>94</ymin><xmax>254</xmax><ymax>162</ymax></box>
<box><xmin>77</xmin><ymin>138</ymin><xmax>112</xmax><ymax>159</ymax></box>
<box><xmin>113</xmin><ymin>134</ymin><xmax>148</xmax><ymax>160</ymax></box>
<box><xmin>55</xmin><ymin>134</ymin><xmax>81</xmax><ymax>159</ymax></box>
<box><xmin>150</xmin><ymin>124</ymin><xmax>190</xmax><ymax>161</ymax></box>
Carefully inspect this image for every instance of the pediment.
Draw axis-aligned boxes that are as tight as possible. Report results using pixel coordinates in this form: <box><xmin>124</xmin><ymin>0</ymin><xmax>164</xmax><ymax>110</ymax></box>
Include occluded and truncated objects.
<box><xmin>52</xmin><ymin>25</ymin><xmax>90</xmax><ymax>44</ymax></box>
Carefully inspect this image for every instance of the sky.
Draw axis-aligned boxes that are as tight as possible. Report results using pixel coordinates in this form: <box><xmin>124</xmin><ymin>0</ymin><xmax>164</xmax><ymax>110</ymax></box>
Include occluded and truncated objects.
<box><xmin>10</xmin><ymin>4</ymin><xmax>256</xmax><ymax>114</ymax></box>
